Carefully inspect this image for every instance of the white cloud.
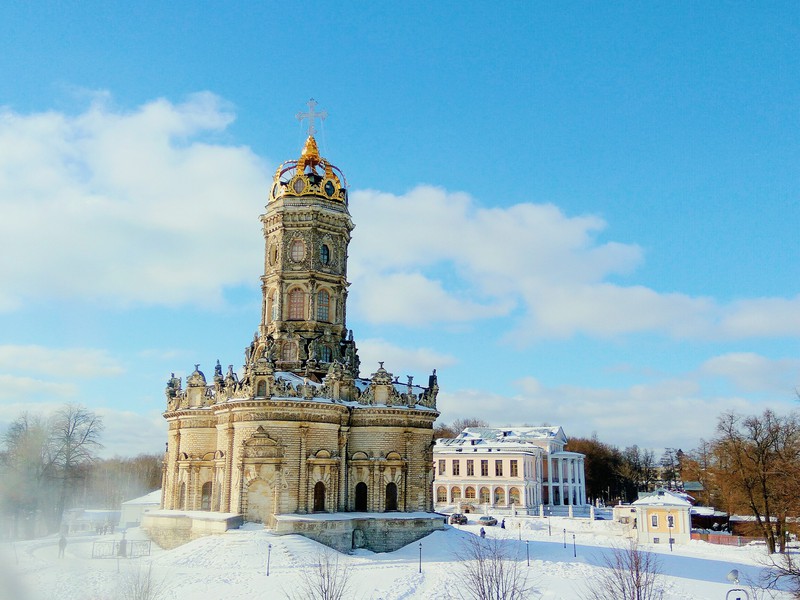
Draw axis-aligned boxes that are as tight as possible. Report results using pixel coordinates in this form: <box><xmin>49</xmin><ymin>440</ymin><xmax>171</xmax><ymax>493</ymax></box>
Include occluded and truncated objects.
<box><xmin>700</xmin><ymin>352</ymin><xmax>800</xmax><ymax>393</ymax></box>
<box><xmin>0</xmin><ymin>375</ymin><xmax>77</xmax><ymax>400</ymax></box>
<box><xmin>349</xmin><ymin>186</ymin><xmax>799</xmax><ymax>342</ymax></box>
<box><xmin>357</xmin><ymin>338</ymin><xmax>457</xmax><ymax>376</ymax></box>
<box><xmin>0</xmin><ymin>344</ymin><xmax>124</xmax><ymax>378</ymax></box>
<box><xmin>436</xmin><ymin>376</ymin><xmax>764</xmax><ymax>451</ymax></box>
<box><xmin>0</xmin><ymin>93</ymin><xmax>269</xmax><ymax>311</ymax></box>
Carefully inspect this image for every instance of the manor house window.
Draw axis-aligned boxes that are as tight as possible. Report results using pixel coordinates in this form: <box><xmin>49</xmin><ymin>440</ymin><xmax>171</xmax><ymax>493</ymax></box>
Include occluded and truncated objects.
<box><xmin>510</xmin><ymin>460</ymin><xmax>518</xmax><ymax>477</ymax></box>
<box><xmin>495</xmin><ymin>460</ymin><xmax>503</xmax><ymax>476</ymax></box>
<box><xmin>288</xmin><ymin>288</ymin><xmax>305</xmax><ymax>320</ymax></box>
<box><xmin>466</xmin><ymin>459</ymin><xmax>474</xmax><ymax>476</ymax></box>
<box><xmin>438</xmin><ymin>459</ymin><xmax>446</xmax><ymax>474</ymax></box>
<box><xmin>452</xmin><ymin>460</ymin><xmax>460</xmax><ymax>476</ymax></box>
<box><xmin>480</xmin><ymin>460</ymin><xmax>488</xmax><ymax>476</ymax></box>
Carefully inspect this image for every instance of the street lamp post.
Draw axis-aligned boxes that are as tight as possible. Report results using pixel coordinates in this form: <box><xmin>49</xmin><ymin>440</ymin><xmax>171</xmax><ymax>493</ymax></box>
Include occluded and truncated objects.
<box><xmin>572</xmin><ymin>534</ymin><xmax>576</xmax><ymax>558</ymax></box>
<box><xmin>668</xmin><ymin>513</ymin><xmax>673</xmax><ymax>552</ymax></box>
<box><xmin>266</xmin><ymin>543</ymin><xmax>272</xmax><ymax>576</ymax></box>
<box><xmin>526</xmin><ymin>540</ymin><xmax>530</xmax><ymax>567</ymax></box>
<box><xmin>563</xmin><ymin>528</ymin><xmax>566</xmax><ymax>548</ymax></box>
<box><xmin>419</xmin><ymin>542</ymin><xmax>422</xmax><ymax>574</ymax></box>
<box><xmin>726</xmin><ymin>569</ymin><xmax>750</xmax><ymax>600</ymax></box>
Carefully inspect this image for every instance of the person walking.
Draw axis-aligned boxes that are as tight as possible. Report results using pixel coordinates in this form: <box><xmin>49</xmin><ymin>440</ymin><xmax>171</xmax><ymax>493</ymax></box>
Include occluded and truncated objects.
<box><xmin>501</xmin><ymin>519</ymin><xmax>505</xmax><ymax>529</ymax></box>
<box><xmin>58</xmin><ymin>535</ymin><xmax>67</xmax><ymax>558</ymax></box>
<box><xmin>479</xmin><ymin>527</ymin><xmax>486</xmax><ymax>539</ymax></box>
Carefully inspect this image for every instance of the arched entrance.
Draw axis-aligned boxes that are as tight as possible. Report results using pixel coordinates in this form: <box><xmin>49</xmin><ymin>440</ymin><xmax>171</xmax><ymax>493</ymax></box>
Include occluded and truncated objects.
<box><xmin>313</xmin><ymin>481</ymin><xmax>326</xmax><ymax>512</ymax></box>
<box><xmin>246</xmin><ymin>478</ymin><xmax>273</xmax><ymax>523</ymax></box>
<box><xmin>355</xmin><ymin>482</ymin><xmax>368</xmax><ymax>511</ymax></box>
<box><xmin>385</xmin><ymin>482</ymin><xmax>398</xmax><ymax>511</ymax></box>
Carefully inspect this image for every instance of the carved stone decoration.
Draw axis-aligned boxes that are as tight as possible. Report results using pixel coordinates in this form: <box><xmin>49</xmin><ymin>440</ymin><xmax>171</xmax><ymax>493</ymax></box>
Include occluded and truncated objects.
<box><xmin>242</xmin><ymin>426</ymin><xmax>284</xmax><ymax>459</ymax></box>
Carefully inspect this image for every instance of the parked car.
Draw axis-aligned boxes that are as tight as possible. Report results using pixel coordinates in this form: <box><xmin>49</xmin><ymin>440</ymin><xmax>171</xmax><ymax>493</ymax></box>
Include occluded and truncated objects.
<box><xmin>449</xmin><ymin>513</ymin><xmax>468</xmax><ymax>525</ymax></box>
<box><xmin>478</xmin><ymin>515</ymin><xmax>497</xmax><ymax>526</ymax></box>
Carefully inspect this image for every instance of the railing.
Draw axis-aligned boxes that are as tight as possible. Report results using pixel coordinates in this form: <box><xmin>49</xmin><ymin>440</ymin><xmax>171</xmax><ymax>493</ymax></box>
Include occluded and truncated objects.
<box><xmin>691</xmin><ymin>532</ymin><xmax>762</xmax><ymax>547</ymax></box>
<box><xmin>91</xmin><ymin>539</ymin><xmax>152</xmax><ymax>559</ymax></box>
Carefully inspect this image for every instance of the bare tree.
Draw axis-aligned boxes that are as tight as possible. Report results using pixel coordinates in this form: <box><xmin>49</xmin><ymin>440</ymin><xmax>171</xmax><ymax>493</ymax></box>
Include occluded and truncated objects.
<box><xmin>434</xmin><ymin>418</ymin><xmax>490</xmax><ymax>440</ymax></box>
<box><xmin>50</xmin><ymin>404</ymin><xmax>104</xmax><ymax>529</ymax></box>
<box><xmin>454</xmin><ymin>534</ymin><xmax>530</xmax><ymax>600</ymax></box>
<box><xmin>1</xmin><ymin>413</ymin><xmax>57</xmax><ymax>537</ymax></box>
<box><xmin>285</xmin><ymin>548</ymin><xmax>355</xmax><ymax>600</ymax></box>
<box><xmin>712</xmin><ymin>410</ymin><xmax>800</xmax><ymax>553</ymax></box>
<box><xmin>120</xmin><ymin>562</ymin><xmax>167</xmax><ymax>600</ymax></box>
<box><xmin>581</xmin><ymin>540</ymin><xmax>665</xmax><ymax>600</ymax></box>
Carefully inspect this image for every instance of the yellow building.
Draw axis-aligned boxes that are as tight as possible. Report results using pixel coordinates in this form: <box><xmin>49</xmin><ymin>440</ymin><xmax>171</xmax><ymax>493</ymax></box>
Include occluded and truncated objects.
<box><xmin>617</xmin><ymin>488</ymin><xmax>692</xmax><ymax>546</ymax></box>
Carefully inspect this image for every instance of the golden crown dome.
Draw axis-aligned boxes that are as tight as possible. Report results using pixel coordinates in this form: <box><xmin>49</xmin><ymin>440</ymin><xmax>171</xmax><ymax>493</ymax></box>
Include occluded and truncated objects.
<box><xmin>269</xmin><ymin>136</ymin><xmax>347</xmax><ymax>204</ymax></box>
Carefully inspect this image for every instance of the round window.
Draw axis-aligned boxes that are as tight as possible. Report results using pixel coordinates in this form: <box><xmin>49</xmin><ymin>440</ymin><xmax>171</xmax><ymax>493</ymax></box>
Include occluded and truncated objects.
<box><xmin>320</xmin><ymin>244</ymin><xmax>330</xmax><ymax>265</ymax></box>
<box><xmin>290</xmin><ymin>239</ymin><xmax>306</xmax><ymax>262</ymax></box>
<box><xmin>292</xmin><ymin>177</ymin><xmax>306</xmax><ymax>194</ymax></box>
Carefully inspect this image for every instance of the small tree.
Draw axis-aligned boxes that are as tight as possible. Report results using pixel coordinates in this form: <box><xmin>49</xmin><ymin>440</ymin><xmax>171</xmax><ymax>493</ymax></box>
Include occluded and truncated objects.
<box><xmin>121</xmin><ymin>562</ymin><xmax>167</xmax><ymax>600</ymax></box>
<box><xmin>581</xmin><ymin>540</ymin><xmax>665</xmax><ymax>600</ymax></box>
<box><xmin>285</xmin><ymin>549</ymin><xmax>355</xmax><ymax>600</ymax></box>
<box><xmin>454</xmin><ymin>534</ymin><xmax>530</xmax><ymax>600</ymax></box>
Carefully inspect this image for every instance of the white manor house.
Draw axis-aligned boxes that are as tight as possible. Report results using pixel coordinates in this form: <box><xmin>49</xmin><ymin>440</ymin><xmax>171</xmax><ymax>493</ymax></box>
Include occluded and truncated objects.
<box><xmin>433</xmin><ymin>427</ymin><xmax>587</xmax><ymax>515</ymax></box>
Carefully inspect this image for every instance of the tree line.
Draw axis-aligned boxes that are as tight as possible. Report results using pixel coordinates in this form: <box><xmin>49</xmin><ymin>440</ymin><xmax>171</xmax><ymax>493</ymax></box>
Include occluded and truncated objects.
<box><xmin>0</xmin><ymin>403</ymin><xmax>161</xmax><ymax>538</ymax></box>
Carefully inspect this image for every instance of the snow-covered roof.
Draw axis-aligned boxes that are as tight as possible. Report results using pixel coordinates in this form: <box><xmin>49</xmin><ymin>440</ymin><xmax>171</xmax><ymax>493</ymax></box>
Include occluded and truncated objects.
<box><xmin>122</xmin><ymin>489</ymin><xmax>162</xmax><ymax>506</ymax></box>
<box><xmin>436</xmin><ymin>426</ymin><xmax>569</xmax><ymax>451</ymax></box>
<box><xmin>632</xmin><ymin>489</ymin><xmax>692</xmax><ymax>507</ymax></box>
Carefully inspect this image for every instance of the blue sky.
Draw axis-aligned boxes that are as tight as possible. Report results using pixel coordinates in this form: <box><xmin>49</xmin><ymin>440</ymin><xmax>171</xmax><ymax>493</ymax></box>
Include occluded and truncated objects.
<box><xmin>0</xmin><ymin>2</ymin><xmax>798</xmax><ymax>457</ymax></box>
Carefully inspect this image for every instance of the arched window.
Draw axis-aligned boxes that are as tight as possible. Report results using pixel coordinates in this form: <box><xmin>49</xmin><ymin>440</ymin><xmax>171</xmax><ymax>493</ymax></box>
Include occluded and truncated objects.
<box><xmin>509</xmin><ymin>487</ymin><xmax>520</xmax><ymax>506</ymax></box>
<box><xmin>319</xmin><ymin>346</ymin><xmax>332</xmax><ymax>363</ymax></box>
<box><xmin>290</xmin><ymin>239</ymin><xmax>305</xmax><ymax>262</ymax></box>
<box><xmin>385</xmin><ymin>482</ymin><xmax>398</xmax><ymax>511</ymax></box>
<box><xmin>201</xmin><ymin>482</ymin><xmax>212</xmax><ymax>511</ymax></box>
<box><xmin>479</xmin><ymin>487</ymin><xmax>490</xmax><ymax>504</ymax></box>
<box><xmin>355</xmin><ymin>482</ymin><xmax>368</xmax><ymax>511</ymax></box>
<box><xmin>317</xmin><ymin>290</ymin><xmax>330</xmax><ymax>321</ymax></box>
<box><xmin>313</xmin><ymin>482</ymin><xmax>325</xmax><ymax>512</ymax></box>
<box><xmin>465</xmin><ymin>486</ymin><xmax>476</xmax><ymax>500</ymax></box>
<box><xmin>281</xmin><ymin>341</ymin><xmax>297</xmax><ymax>362</ymax></box>
<box><xmin>288</xmin><ymin>288</ymin><xmax>305</xmax><ymax>320</ymax></box>
<box><xmin>436</xmin><ymin>486</ymin><xmax>447</xmax><ymax>503</ymax></box>
<box><xmin>256</xmin><ymin>380</ymin><xmax>267</xmax><ymax>397</ymax></box>
<box><xmin>451</xmin><ymin>487</ymin><xmax>462</xmax><ymax>501</ymax></box>
<box><xmin>320</xmin><ymin>244</ymin><xmax>330</xmax><ymax>265</ymax></box>
<box><xmin>494</xmin><ymin>488</ymin><xmax>505</xmax><ymax>505</ymax></box>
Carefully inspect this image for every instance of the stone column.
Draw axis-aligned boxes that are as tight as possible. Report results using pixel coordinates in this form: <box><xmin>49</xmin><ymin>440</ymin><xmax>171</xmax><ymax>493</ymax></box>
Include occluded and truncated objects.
<box><xmin>299</xmin><ymin>425</ymin><xmax>308</xmax><ymax>513</ymax></box>
<box><xmin>338</xmin><ymin>427</ymin><xmax>349</xmax><ymax>512</ymax></box>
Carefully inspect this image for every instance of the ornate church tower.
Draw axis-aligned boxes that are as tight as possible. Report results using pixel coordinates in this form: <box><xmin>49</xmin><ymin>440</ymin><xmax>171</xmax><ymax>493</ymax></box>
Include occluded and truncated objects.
<box><xmin>255</xmin><ymin>105</ymin><xmax>359</xmax><ymax>381</ymax></box>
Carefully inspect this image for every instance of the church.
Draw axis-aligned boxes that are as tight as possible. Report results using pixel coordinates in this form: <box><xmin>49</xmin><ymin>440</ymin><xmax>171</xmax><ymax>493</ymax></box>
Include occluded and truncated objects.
<box><xmin>151</xmin><ymin>104</ymin><xmax>443</xmax><ymax>551</ymax></box>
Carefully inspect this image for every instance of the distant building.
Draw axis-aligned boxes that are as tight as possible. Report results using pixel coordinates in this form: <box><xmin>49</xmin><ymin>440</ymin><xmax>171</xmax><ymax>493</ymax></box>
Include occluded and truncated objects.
<box><xmin>119</xmin><ymin>490</ymin><xmax>161</xmax><ymax>529</ymax></box>
<box><xmin>433</xmin><ymin>427</ymin><xmax>587</xmax><ymax>515</ymax></box>
<box><xmin>614</xmin><ymin>488</ymin><xmax>692</xmax><ymax>545</ymax></box>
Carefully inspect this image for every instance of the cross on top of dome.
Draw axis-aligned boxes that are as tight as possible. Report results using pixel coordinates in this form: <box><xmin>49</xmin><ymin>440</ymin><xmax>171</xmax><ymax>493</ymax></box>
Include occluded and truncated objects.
<box><xmin>296</xmin><ymin>98</ymin><xmax>327</xmax><ymax>137</ymax></box>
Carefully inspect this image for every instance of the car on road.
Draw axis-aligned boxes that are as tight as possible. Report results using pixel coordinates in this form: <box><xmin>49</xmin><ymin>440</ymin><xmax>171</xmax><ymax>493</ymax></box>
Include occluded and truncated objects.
<box><xmin>449</xmin><ymin>513</ymin><xmax>468</xmax><ymax>525</ymax></box>
<box><xmin>478</xmin><ymin>515</ymin><xmax>497</xmax><ymax>526</ymax></box>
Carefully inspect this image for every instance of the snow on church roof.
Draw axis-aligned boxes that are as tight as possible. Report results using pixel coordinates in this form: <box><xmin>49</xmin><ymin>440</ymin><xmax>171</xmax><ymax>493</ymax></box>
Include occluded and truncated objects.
<box><xmin>632</xmin><ymin>488</ymin><xmax>692</xmax><ymax>507</ymax></box>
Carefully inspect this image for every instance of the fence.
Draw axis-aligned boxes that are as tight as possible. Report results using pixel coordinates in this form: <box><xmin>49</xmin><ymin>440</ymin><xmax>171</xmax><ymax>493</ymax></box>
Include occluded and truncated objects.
<box><xmin>91</xmin><ymin>539</ymin><xmax>152</xmax><ymax>559</ymax></box>
<box><xmin>691</xmin><ymin>532</ymin><xmax>762</xmax><ymax>547</ymax></box>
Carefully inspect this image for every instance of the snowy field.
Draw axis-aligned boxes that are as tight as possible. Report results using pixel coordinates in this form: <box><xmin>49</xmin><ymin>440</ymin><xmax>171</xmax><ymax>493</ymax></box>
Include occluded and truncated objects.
<box><xmin>1</xmin><ymin>515</ymin><xmax>789</xmax><ymax>600</ymax></box>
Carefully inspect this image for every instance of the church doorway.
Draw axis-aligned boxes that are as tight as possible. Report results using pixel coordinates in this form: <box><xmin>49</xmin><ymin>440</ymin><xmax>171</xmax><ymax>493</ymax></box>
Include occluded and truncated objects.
<box><xmin>355</xmin><ymin>482</ymin><xmax>368</xmax><ymax>511</ymax></box>
<box><xmin>246</xmin><ymin>478</ymin><xmax>273</xmax><ymax>523</ymax></box>
<box><xmin>313</xmin><ymin>481</ymin><xmax>326</xmax><ymax>512</ymax></box>
<box><xmin>385</xmin><ymin>482</ymin><xmax>398</xmax><ymax>511</ymax></box>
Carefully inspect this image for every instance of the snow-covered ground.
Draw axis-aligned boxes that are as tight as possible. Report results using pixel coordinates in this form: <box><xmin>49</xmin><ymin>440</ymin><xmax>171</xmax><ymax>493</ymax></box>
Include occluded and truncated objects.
<box><xmin>1</xmin><ymin>515</ymin><xmax>789</xmax><ymax>599</ymax></box>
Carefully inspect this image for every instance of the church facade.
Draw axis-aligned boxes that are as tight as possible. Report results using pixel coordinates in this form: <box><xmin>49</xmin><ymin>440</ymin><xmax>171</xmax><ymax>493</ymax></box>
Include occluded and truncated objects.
<box><xmin>158</xmin><ymin>128</ymin><xmax>440</xmax><ymax>535</ymax></box>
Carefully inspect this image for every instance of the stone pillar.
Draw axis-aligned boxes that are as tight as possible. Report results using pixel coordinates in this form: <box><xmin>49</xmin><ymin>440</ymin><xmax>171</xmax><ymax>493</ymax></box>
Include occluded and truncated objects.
<box><xmin>338</xmin><ymin>427</ymin><xmax>349</xmax><ymax>512</ymax></box>
<box><xmin>299</xmin><ymin>425</ymin><xmax>308</xmax><ymax>513</ymax></box>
